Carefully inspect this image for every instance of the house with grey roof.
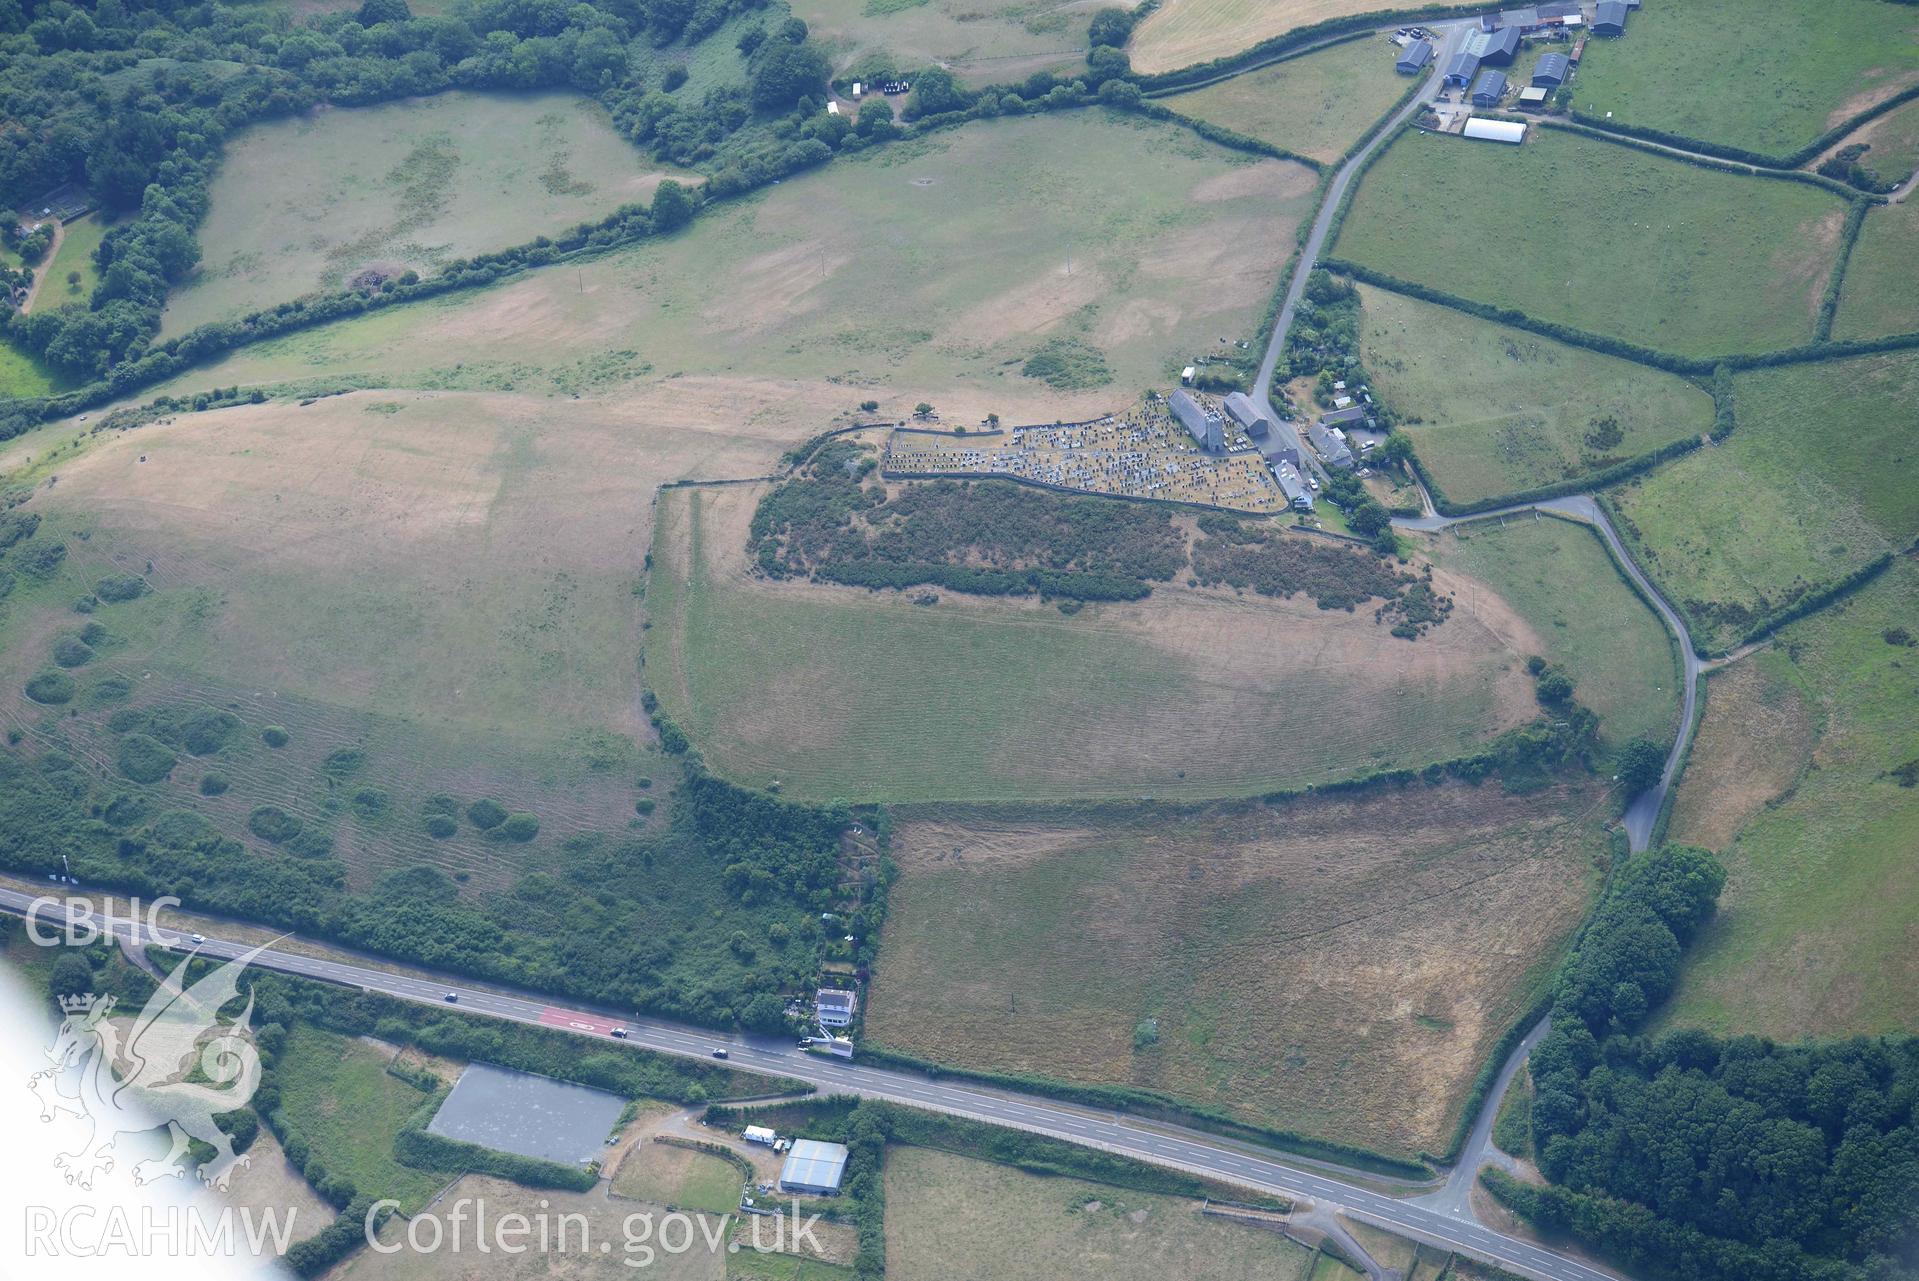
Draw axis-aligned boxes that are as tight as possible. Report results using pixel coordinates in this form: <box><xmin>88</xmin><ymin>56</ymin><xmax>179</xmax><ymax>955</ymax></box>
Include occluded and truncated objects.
<box><xmin>1223</xmin><ymin>392</ymin><xmax>1271</xmax><ymax>437</ymax></box>
<box><xmin>1309</xmin><ymin>420</ymin><xmax>1355</xmax><ymax>469</ymax></box>
<box><xmin>1480</xmin><ymin>26</ymin><xmax>1522</xmax><ymax>64</ymax></box>
<box><xmin>1533</xmin><ymin>52</ymin><xmax>1570</xmax><ymax>87</ymax></box>
<box><xmin>1273</xmin><ymin>461</ymin><xmax>1313</xmax><ymax>511</ymax></box>
<box><xmin>1168</xmin><ymin>390</ymin><xmax>1224</xmax><ymax>452</ymax></box>
<box><xmin>1593</xmin><ymin>0</ymin><xmax>1628</xmax><ymax>35</ymax></box>
<box><xmin>1471</xmin><ymin>69</ymin><xmax>1510</xmax><ymax>107</ymax></box>
<box><xmin>1396</xmin><ymin>38</ymin><xmax>1435</xmax><ymax>73</ymax></box>
<box><xmin>1444</xmin><ymin>51</ymin><xmax>1482</xmax><ymax>87</ymax></box>
<box><xmin>1499</xmin><ymin>7</ymin><xmax>1538</xmax><ymax>29</ymax></box>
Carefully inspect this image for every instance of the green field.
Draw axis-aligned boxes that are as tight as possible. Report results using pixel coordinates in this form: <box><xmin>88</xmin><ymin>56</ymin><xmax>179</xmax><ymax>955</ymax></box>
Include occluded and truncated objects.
<box><xmin>648</xmin><ymin>484</ymin><xmax>1548</xmax><ymax>804</ymax></box>
<box><xmin>1425</xmin><ymin>514</ymin><xmax>1681</xmax><ymax>758</ymax></box>
<box><xmin>145</xmin><ymin>111</ymin><xmax>1313</xmax><ymax>433</ymax></box>
<box><xmin>1834</xmin><ymin>198</ymin><xmax>1919</xmax><ymax>340</ymax></box>
<box><xmin>790</xmin><ymin>0</ymin><xmax>1088</xmax><ymax>87</ymax></box>
<box><xmin>867</xmin><ymin>785</ymin><xmax>1606</xmax><ymax>1157</ymax></box>
<box><xmin>39</xmin><ymin>212</ymin><xmax>110</xmax><ymax>310</ymax></box>
<box><xmin>611</xmin><ymin>1142</ymin><xmax>743</xmax><ymax>1215</ymax></box>
<box><xmin>1357</xmin><ymin>284</ymin><xmax>1714</xmax><ymax>506</ymax></box>
<box><xmin>1658</xmin><ymin>558</ymin><xmax>1919</xmax><ymax>1038</ymax></box>
<box><xmin>884</xmin><ymin>1146</ymin><xmax>1315</xmax><ymax>1280</ymax></box>
<box><xmin>0</xmin><ymin>339</ymin><xmax>60</xmax><ymax>398</ymax></box>
<box><xmin>160</xmin><ymin>90</ymin><xmax>690</xmax><ymax>338</ymax></box>
<box><xmin>274</xmin><ymin>1024</ymin><xmax>453</xmax><ymax>1212</ymax></box>
<box><xmin>1570</xmin><ymin>0</ymin><xmax>1919</xmax><ymax>158</ymax></box>
<box><xmin>1333</xmin><ymin>129</ymin><xmax>1849</xmax><ymax>358</ymax></box>
<box><xmin>1160</xmin><ymin>36</ymin><xmax>1413</xmax><ymax>164</ymax></box>
<box><xmin>1608</xmin><ymin>350</ymin><xmax>1919</xmax><ymax>653</ymax></box>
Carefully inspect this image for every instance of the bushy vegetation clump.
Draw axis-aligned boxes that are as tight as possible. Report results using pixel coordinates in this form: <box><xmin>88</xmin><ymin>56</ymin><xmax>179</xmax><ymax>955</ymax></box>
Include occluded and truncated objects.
<box><xmin>116</xmin><ymin>733</ymin><xmax>178</xmax><ymax>784</ymax></box>
<box><xmin>248</xmin><ymin>805</ymin><xmax>304</xmax><ymax>844</ymax></box>
<box><xmin>24</xmin><ymin>670</ymin><xmax>76</xmax><ymax>705</ymax></box>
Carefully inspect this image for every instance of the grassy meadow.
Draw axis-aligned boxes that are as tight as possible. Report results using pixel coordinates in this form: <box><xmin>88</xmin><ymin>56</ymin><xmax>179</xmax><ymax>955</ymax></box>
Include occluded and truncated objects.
<box><xmin>1424</xmin><ymin>514</ymin><xmax>1682</xmax><ymax>758</ymax></box>
<box><xmin>1128</xmin><ymin>0</ymin><xmax>1393</xmax><ymax>74</ymax></box>
<box><xmin>38</xmin><ymin>212</ymin><xmax>111</xmax><ymax>311</ymax></box>
<box><xmin>1333</xmin><ymin>129</ymin><xmax>1849</xmax><ymax>358</ymax></box>
<box><xmin>1658</xmin><ymin>558</ymin><xmax>1919</xmax><ymax>1038</ymax></box>
<box><xmin>1608</xmin><ymin>350</ymin><xmax>1919</xmax><ymax>653</ymax></box>
<box><xmin>160</xmin><ymin>91</ymin><xmax>690</xmax><ymax>338</ymax></box>
<box><xmin>0</xmin><ymin>340</ymin><xmax>61</xmax><ymax>399</ymax></box>
<box><xmin>790</xmin><ymin>0</ymin><xmax>1088</xmax><ymax>86</ymax></box>
<box><xmin>1834</xmin><ymin>197</ymin><xmax>1919</xmax><ymax>341</ymax></box>
<box><xmin>273</xmin><ymin>1025</ymin><xmax>452</xmax><ymax>1213</ymax></box>
<box><xmin>648</xmin><ymin>484</ymin><xmax>1549</xmax><ymax>805</ymax></box>
<box><xmin>866</xmin><ymin>786</ymin><xmax>1608</xmax><ymax>1158</ymax></box>
<box><xmin>1571</xmin><ymin>0</ymin><xmax>1919</xmax><ymax>158</ymax></box>
<box><xmin>144</xmin><ymin>111</ymin><xmax>1313</xmax><ymax>433</ymax></box>
<box><xmin>610</xmin><ymin>1141</ymin><xmax>743</xmax><ymax>1215</ymax></box>
<box><xmin>884</xmin><ymin>1146</ymin><xmax>1315</xmax><ymax>1280</ymax></box>
<box><xmin>1159</xmin><ymin>36</ymin><xmax>1413</xmax><ymax>163</ymax></box>
<box><xmin>1356</xmin><ymin>284</ymin><xmax>1714</xmax><ymax>506</ymax></box>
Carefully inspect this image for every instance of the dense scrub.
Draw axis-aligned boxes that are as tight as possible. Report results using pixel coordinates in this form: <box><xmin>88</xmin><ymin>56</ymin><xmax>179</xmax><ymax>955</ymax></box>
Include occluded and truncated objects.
<box><xmin>1504</xmin><ymin>844</ymin><xmax>1919</xmax><ymax>1281</ymax></box>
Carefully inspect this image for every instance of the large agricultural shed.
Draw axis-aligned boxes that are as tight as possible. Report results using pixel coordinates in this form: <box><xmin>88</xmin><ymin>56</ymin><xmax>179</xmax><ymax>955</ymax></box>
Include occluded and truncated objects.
<box><xmin>1464</xmin><ymin>117</ymin><xmax>1528</xmax><ymax>144</ymax></box>
<box><xmin>1472</xmin><ymin>69</ymin><xmax>1510</xmax><ymax>106</ymax></box>
<box><xmin>1593</xmin><ymin>0</ymin><xmax>1627</xmax><ymax>35</ymax></box>
<box><xmin>779</xmin><ymin>1140</ymin><xmax>851</xmax><ymax>1195</ymax></box>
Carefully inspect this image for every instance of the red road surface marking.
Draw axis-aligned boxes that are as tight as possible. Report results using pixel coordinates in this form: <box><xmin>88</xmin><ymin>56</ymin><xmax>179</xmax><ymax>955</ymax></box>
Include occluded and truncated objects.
<box><xmin>541</xmin><ymin>1007</ymin><xmax>617</xmax><ymax>1034</ymax></box>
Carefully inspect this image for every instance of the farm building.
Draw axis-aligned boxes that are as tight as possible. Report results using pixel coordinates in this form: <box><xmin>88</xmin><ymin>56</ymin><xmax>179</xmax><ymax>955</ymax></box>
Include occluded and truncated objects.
<box><xmin>1593</xmin><ymin>1</ymin><xmax>1627</xmax><ymax>35</ymax></box>
<box><xmin>1169</xmin><ymin>389</ymin><xmax>1225</xmax><ymax>452</ymax></box>
<box><xmin>1444</xmin><ymin>52</ymin><xmax>1482</xmax><ymax>87</ymax></box>
<box><xmin>780</xmin><ymin>1140</ymin><xmax>851</xmax><ymax>1195</ymax></box>
<box><xmin>1396</xmin><ymin>38</ymin><xmax>1435</xmax><ymax>73</ymax></box>
<box><xmin>1533</xmin><ymin>52</ymin><xmax>1570</xmax><ymax>86</ymax></box>
<box><xmin>1480</xmin><ymin>26</ymin><xmax>1522</xmax><ymax>64</ymax></box>
<box><xmin>1517</xmin><ymin>86</ymin><xmax>1551</xmax><ymax>110</ymax></box>
<box><xmin>1223</xmin><ymin>392</ymin><xmax>1271</xmax><ymax>437</ymax></box>
<box><xmin>1471</xmin><ymin>69</ymin><xmax>1510</xmax><ymax>107</ymax></box>
<box><xmin>1273</xmin><ymin>461</ymin><xmax>1314</xmax><ymax>510</ymax></box>
<box><xmin>1499</xmin><ymin>6</ymin><xmax>1537</xmax><ymax>28</ymax></box>
<box><xmin>1464</xmin><ymin>117</ymin><xmax>1529</xmax><ymax>143</ymax></box>
<box><xmin>1321</xmin><ymin>406</ymin><xmax>1368</xmax><ymax>428</ymax></box>
<box><xmin>1536</xmin><ymin>0</ymin><xmax>1581</xmax><ymax>23</ymax></box>
<box><xmin>1309</xmin><ymin>421</ymin><xmax>1356</xmax><ymax>469</ymax></box>
<box><xmin>816</xmin><ymin>988</ymin><xmax>858</xmax><ymax>1028</ymax></box>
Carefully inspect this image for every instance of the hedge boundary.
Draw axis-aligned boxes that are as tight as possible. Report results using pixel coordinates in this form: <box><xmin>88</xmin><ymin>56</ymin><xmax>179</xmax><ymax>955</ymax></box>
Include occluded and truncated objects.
<box><xmin>1815</xmin><ymin>198</ymin><xmax>1873</xmax><ymax>342</ymax></box>
<box><xmin>1527</xmin><ymin>116</ymin><xmax>1880</xmax><ymax>202</ymax></box>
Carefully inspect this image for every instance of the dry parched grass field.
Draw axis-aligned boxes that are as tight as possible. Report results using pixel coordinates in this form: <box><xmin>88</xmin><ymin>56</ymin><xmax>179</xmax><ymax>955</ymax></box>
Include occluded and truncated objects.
<box><xmin>647</xmin><ymin>483</ymin><xmax>1549</xmax><ymax>804</ymax></box>
<box><xmin>1668</xmin><ymin>654</ymin><xmax>1816</xmax><ymax>854</ymax></box>
<box><xmin>885</xmin><ymin>1146</ymin><xmax>1314</xmax><ymax>1281</ymax></box>
<box><xmin>1128</xmin><ymin>0</ymin><xmax>1392</xmax><ymax>75</ymax></box>
<box><xmin>1160</xmin><ymin>36</ymin><xmax>1415</xmax><ymax>164</ymax></box>
<box><xmin>865</xmin><ymin>783</ymin><xmax>1610</xmax><ymax>1158</ymax></box>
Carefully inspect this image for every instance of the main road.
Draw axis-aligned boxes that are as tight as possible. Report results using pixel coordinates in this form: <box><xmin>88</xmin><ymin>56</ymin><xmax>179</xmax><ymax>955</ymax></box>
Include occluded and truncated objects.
<box><xmin>3</xmin><ymin>887</ymin><xmax>1620</xmax><ymax>1281</ymax></box>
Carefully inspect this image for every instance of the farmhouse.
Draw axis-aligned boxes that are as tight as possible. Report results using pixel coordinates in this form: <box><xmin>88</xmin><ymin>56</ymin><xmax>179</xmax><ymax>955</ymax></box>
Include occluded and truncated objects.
<box><xmin>1479</xmin><ymin>26</ymin><xmax>1522</xmax><ymax>65</ymax></box>
<box><xmin>1533</xmin><ymin>52</ymin><xmax>1570</xmax><ymax>87</ymax></box>
<box><xmin>1309</xmin><ymin>420</ymin><xmax>1356</xmax><ymax>469</ymax></box>
<box><xmin>1224</xmin><ymin>391</ymin><xmax>1272</xmax><ymax>437</ymax></box>
<box><xmin>816</xmin><ymin>987</ymin><xmax>859</xmax><ymax>1028</ymax></box>
<box><xmin>1471</xmin><ymin>69</ymin><xmax>1510</xmax><ymax>107</ymax></box>
<box><xmin>1444</xmin><ymin>52</ymin><xmax>1482</xmax><ymax>87</ymax></box>
<box><xmin>1397</xmin><ymin>38</ymin><xmax>1435</xmax><ymax>73</ymax></box>
<box><xmin>1465</xmin><ymin>117</ymin><xmax>1529</xmax><ymax>143</ymax></box>
<box><xmin>1593</xmin><ymin>0</ymin><xmax>1627</xmax><ymax>36</ymax></box>
<box><xmin>1169</xmin><ymin>389</ymin><xmax>1225</xmax><ymax>452</ymax></box>
<box><xmin>1273</xmin><ymin>460</ymin><xmax>1314</xmax><ymax>510</ymax></box>
<box><xmin>780</xmin><ymin>1140</ymin><xmax>851</xmax><ymax>1195</ymax></box>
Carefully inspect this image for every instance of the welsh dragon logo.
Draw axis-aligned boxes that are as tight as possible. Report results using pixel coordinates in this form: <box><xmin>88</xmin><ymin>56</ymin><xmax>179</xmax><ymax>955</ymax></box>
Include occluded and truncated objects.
<box><xmin>28</xmin><ymin>942</ymin><xmax>268</xmax><ymax>1191</ymax></box>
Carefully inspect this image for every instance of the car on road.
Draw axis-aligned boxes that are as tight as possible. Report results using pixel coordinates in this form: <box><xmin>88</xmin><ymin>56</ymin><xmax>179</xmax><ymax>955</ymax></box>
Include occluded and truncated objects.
<box><xmin>190</xmin><ymin>933</ymin><xmax>204</xmax><ymax>945</ymax></box>
<box><xmin>443</xmin><ymin>992</ymin><xmax>459</xmax><ymax>1003</ymax></box>
<box><xmin>711</xmin><ymin>1048</ymin><xmax>729</xmax><ymax>1059</ymax></box>
<box><xmin>610</xmin><ymin>1028</ymin><xmax>627</xmax><ymax>1039</ymax></box>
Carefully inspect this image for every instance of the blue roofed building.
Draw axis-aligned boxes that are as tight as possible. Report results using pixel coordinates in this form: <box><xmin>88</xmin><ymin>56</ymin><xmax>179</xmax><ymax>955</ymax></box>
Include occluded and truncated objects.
<box><xmin>1396</xmin><ymin>38</ymin><xmax>1435</xmax><ymax>73</ymax></box>
<box><xmin>1444</xmin><ymin>51</ymin><xmax>1482</xmax><ymax>87</ymax></box>
<box><xmin>1471</xmin><ymin>69</ymin><xmax>1510</xmax><ymax>107</ymax></box>
<box><xmin>1533</xmin><ymin>51</ymin><xmax>1570</xmax><ymax>86</ymax></box>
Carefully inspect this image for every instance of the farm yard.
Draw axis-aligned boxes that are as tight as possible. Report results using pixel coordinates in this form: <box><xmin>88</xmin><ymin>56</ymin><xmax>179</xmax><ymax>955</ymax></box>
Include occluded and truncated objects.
<box><xmin>1569</xmin><ymin>0</ymin><xmax>1919</xmax><ymax>159</ymax></box>
<box><xmin>1127</xmin><ymin>0</ymin><xmax>1394</xmax><ymax>75</ymax></box>
<box><xmin>1159</xmin><ymin>35</ymin><xmax>1416</xmax><ymax>164</ymax></box>
<box><xmin>1834</xmin><ymin>197</ymin><xmax>1919</xmax><ymax>340</ymax></box>
<box><xmin>647</xmin><ymin>483</ymin><xmax>1554</xmax><ymax>804</ymax></box>
<box><xmin>1356</xmin><ymin>284</ymin><xmax>1714</xmax><ymax>506</ymax></box>
<box><xmin>885</xmin><ymin>1146</ymin><xmax>1315</xmax><ymax>1280</ymax></box>
<box><xmin>138</xmin><ymin>111</ymin><xmax>1313</xmax><ymax>437</ymax></box>
<box><xmin>789</xmin><ymin>0</ymin><xmax>1090</xmax><ymax>87</ymax></box>
<box><xmin>1606</xmin><ymin>350</ymin><xmax>1919</xmax><ymax>653</ymax></box>
<box><xmin>1332</xmin><ymin>128</ymin><xmax>1850</xmax><ymax>359</ymax></box>
<box><xmin>159</xmin><ymin>91</ymin><xmax>693</xmax><ymax>339</ymax></box>
<box><xmin>864</xmin><ymin>783</ymin><xmax>1609</xmax><ymax>1158</ymax></box>
<box><xmin>1658</xmin><ymin>560</ymin><xmax>1919</xmax><ymax>1039</ymax></box>
<box><xmin>1422</xmin><ymin>514</ymin><xmax>1681</xmax><ymax>759</ymax></box>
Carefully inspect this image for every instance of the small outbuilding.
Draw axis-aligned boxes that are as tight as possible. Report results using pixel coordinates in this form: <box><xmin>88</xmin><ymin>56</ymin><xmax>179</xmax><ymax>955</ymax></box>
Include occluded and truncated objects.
<box><xmin>1444</xmin><ymin>52</ymin><xmax>1482</xmax><ymax>87</ymax></box>
<box><xmin>1471</xmin><ymin>69</ymin><xmax>1510</xmax><ymax>107</ymax></box>
<box><xmin>1517</xmin><ymin>85</ymin><xmax>1551</xmax><ymax>110</ymax></box>
<box><xmin>1464</xmin><ymin>116</ymin><xmax>1529</xmax><ymax>143</ymax></box>
<box><xmin>780</xmin><ymin>1140</ymin><xmax>851</xmax><ymax>1195</ymax></box>
<box><xmin>1396</xmin><ymin>38</ymin><xmax>1435</xmax><ymax>73</ymax></box>
<box><xmin>1593</xmin><ymin>0</ymin><xmax>1628</xmax><ymax>36</ymax></box>
<box><xmin>1480</xmin><ymin>26</ymin><xmax>1522</xmax><ymax>64</ymax></box>
<box><xmin>1533</xmin><ymin>52</ymin><xmax>1570</xmax><ymax>86</ymax></box>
